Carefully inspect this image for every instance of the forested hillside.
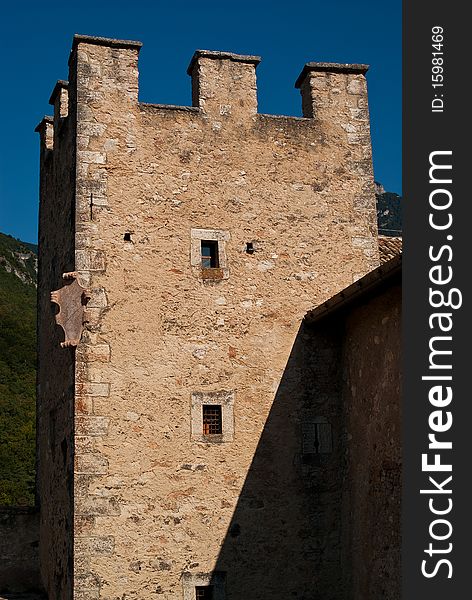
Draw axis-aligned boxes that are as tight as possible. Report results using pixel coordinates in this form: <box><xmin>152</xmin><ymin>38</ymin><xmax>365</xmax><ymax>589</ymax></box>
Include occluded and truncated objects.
<box><xmin>0</xmin><ymin>232</ymin><xmax>37</xmax><ymax>505</ymax></box>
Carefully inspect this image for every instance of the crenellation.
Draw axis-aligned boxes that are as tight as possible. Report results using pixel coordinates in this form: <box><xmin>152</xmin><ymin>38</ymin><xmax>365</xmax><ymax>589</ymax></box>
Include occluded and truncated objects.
<box><xmin>188</xmin><ymin>50</ymin><xmax>260</xmax><ymax>118</ymax></box>
<box><xmin>34</xmin><ymin>116</ymin><xmax>54</xmax><ymax>150</ymax></box>
<box><xmin>49</xmin><ymin>79</ymin><xmax>69</xmax><ymax>121</ymax></box>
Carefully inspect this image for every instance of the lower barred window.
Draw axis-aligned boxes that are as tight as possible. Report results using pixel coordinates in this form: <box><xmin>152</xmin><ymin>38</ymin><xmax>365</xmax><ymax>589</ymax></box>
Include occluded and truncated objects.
<box><xmin>191</xmin><ymin>391</ymin><xmax>234</xmax><ymax>443</ymax></box>
<box><xmin>202</xmin><ymin>405</ymin><xmax>222</xmax><ymax>435</ymax></box>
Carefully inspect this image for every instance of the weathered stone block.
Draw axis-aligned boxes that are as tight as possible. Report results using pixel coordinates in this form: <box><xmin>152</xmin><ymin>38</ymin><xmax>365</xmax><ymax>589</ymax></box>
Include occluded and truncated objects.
<box><xmin>78</xmin><ymin>150</ymin><xmax>107</xmax><ymax>165</ymax></box>
<box><xmin>75</xmin><ymin>435</ymin><xmax>95</xmax><ymax>452</ymax></box>
<box><xmin>75</xmin><ymin>536</ymin><xmax>115</xmax><ymax>556</ymax></box>
<box><xmin>78</xmin><ymin>344</ymin><xmax>111</xmax><ymax>362</ymax></box>
<box><xmin>78</xmin><ymin>122</ymin><xmax>107</xmax><ymax>136</ymax></box>
<box><xmin>74</xmin><ymin>515</ymin><xmax>96</xmax><ymax>535</ymax></box>
<box><xmin>75</xmin><ymin>495</ymin><xmax>121</xmax><ymax>517</ymax></box>
<box><xmin>347</xmin><ymin>78</ymin><xmax>365</xmax><ymax>95</ymax></box>
<box><xmin>86</xmin><ymin>288</ymin><xmax>108</xmax><ymax>308</ymax></box>
<box><xmin>75</xmin><ymin>249</ymin><xmax>106</xmax><ymax>271</ymax></box>
<box><xmin>351</xmin><ymin>236</ymin><xmax>376</xmax><ymax>250</ymax></box>
<box><xmin>82</xmin><ymin>307</ymin><xmax>105</xmax><ymax>328</ymax></box>
<box><xmin>74</xmin><ymin>590</ymin><xmax>100</xmax><ymax>600</ymax></box>
<box><xmin>75</xmin><ymin>416</ymin><xmax>110</xmax><ymax>436</ymax></box>
<box><xmin>75</xmin><ymin>453</ymin><xmax>109</xmax><ymax>475</ymax></box>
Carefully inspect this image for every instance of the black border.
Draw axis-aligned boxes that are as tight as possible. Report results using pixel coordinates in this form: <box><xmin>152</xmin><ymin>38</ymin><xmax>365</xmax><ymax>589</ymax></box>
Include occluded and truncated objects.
<box><xmin>403</xmin><ymin>2</ymin><xmax>469</xmax><ymax>596</ymax></box>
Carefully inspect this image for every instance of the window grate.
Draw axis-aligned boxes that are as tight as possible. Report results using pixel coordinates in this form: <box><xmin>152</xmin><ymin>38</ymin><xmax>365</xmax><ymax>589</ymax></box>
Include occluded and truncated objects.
<box><xmin>201</xmin><ymin>240</ymin><xmax>219</xmax><ymax>269</ymax></box>
<box><xmin>302</xmin><ymin>421</ymin><xmax>332</xmax><ymax>454</ymax></box>
<box><xmin>195</xmin><ymin>586</ymin><xmax>214</xmax><ymax>600</ymax></box>
<box><xmin>202</xmin><ymin>405</ymin><xmax>222</xmax><ymax>435</ymax></box>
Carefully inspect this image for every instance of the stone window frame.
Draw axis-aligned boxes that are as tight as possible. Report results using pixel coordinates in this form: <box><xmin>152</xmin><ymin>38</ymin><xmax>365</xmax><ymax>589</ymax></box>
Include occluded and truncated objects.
<box><xmin>182</xmin><ymin>571</ymin><xmax>226</xmax><ymax>600</ymax></box>
<box><xmin>191</xmin><ymin>391</ymin><xmax>234</xmax><ymax>443</ymax></box>
<box><xmin>190</xmin><ymin>228</ymin><xmax>230</xmax><ymax>280</ymax></box>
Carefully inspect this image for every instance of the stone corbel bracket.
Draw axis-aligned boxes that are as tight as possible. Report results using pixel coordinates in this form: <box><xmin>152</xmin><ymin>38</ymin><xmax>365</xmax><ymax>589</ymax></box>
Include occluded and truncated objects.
<box><xmin>51</xmin><ymin>272</ymin><xmax>90</xmax><ymax>347</ymax></box>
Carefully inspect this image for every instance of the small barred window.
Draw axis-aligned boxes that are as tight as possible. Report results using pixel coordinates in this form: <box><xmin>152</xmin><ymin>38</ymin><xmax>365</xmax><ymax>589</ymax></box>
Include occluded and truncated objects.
<box><xmin>202</xmin><ymin>405</ymin><xmax>222</xmax><ymax>435</ymax></box>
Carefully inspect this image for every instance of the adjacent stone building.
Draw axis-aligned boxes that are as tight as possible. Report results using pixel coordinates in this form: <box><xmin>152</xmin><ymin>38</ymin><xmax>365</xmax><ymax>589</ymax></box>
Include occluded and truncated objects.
<box><xmin>34</xmin><ymin>34</ymin><xmax>394</xmax><ymax>600</ymax></box>
<box><xmin>305</xmin><ymin>253</ymin><xmax>402</xmax><ymax>600</ymax></box>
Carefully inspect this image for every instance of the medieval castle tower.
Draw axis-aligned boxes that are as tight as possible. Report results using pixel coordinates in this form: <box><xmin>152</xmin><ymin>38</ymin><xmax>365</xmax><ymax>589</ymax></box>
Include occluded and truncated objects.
<box><xmin>35</xmin><ymin>34</ymin><xmax>380</xmax><ymax>600</ymax></box>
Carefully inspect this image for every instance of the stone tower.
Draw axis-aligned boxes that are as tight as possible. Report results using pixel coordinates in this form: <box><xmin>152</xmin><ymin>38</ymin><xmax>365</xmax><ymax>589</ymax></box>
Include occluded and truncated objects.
<box><xmin>36</xmin><ymin>34</ymin><xmax>379</xmax><ymax>600</ymax></box>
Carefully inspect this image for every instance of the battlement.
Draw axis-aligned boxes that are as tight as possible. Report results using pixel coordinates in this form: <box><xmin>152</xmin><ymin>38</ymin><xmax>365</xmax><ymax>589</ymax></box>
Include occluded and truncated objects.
<box><xmin>48</xmin><ymin>80</ymin><xmax>69</xmax><ymax>122</ymax></box>
<box><xmin>51</xmin><ymin>34</ymin><xmax>371</xmax><ymax>122</ymax></box>
<box><xmin>34</xmin><ymin>116</ymin><xmax>54</xmax><ymax>150</ymax></box>
<box><xmin>48</xmin><ymin>80</ymin><xmax>68</xmax><ymax>105</ymax></box>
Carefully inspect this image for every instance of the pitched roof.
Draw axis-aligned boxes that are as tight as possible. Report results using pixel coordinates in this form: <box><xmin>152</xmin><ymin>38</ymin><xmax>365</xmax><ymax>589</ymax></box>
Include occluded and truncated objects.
<box><xmin>378</xmin><ymin>235</ymin><xmax>402</xmax><ymax>263</ymax></box>
<box><xmin>305</xmin><ymin>253</ymin><xmax>401</xmax><ymax>324</ymax></box>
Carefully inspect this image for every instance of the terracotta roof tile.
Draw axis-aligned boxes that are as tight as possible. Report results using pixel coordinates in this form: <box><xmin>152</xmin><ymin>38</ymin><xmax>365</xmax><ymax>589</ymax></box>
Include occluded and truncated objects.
<box><xmin>378</xmin><ymin>235</ymin><xmax>402</xmax><ymax>263</ymax></box>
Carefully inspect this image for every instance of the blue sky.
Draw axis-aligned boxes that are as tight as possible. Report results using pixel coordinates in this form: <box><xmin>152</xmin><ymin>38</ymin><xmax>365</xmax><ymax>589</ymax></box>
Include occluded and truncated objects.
<box><xmin>0</xmin><ymin>0</ymin><xmax>401</xmax><ymax>244</ymax></box>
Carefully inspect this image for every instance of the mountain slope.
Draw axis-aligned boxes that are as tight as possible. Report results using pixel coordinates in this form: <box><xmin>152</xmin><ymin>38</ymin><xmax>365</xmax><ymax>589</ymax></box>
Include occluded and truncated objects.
<box><xmin>0</xmin><ymin>233</ymin><xmax>37</xmax><ymax>505</ymax></box>
<box><xmin>375</xmin><ymin>182</ymin><xmax>402</xmax><ymax>236</ymax></box>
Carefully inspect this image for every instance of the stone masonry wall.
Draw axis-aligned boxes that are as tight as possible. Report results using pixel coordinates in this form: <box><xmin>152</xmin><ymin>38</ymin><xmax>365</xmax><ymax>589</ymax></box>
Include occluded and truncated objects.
<box><xmin>36</xmin><ymin>79</ymin><xmax>76</xmax><ymax>600</ymax></box>
<box><xmin>341</xmin><ymin>281</ymin><xmax>401</xmax><ymax>600</ymax></box>
<box><xmin>0</xmin><ymin>508</ymin><xmax>42</xmax><ymax>594</ymax></box>
<box><xmin>211</xmin><ymin>321</ymin><xmax>349</xmax><ymax>598</ymax></box>
<box><xmin>40</xmin><ymin>34</ymin><xmax>380</xmax><ymax>599</ymax></box>
<box><xmin>304</xmin><ymin>271</ymin><xmax>401</xmax><ymax>599</ymax></box>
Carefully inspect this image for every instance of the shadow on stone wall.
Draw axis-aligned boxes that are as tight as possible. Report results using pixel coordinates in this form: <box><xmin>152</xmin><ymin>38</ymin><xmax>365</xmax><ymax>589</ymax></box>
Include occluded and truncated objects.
<box><xmin>212</xmin><ymin>321</ymin><xmax>346</xmax><ymax>600</ymax></box>
<box><xmin>211</xmin><ymin>278</ymin><xmax>402</xmax><ymax>600</ymax></box>
<box><xmin>0</xmin><ymin>507</ymin><xmax>45</xmax><ymax>596</ymax></box>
